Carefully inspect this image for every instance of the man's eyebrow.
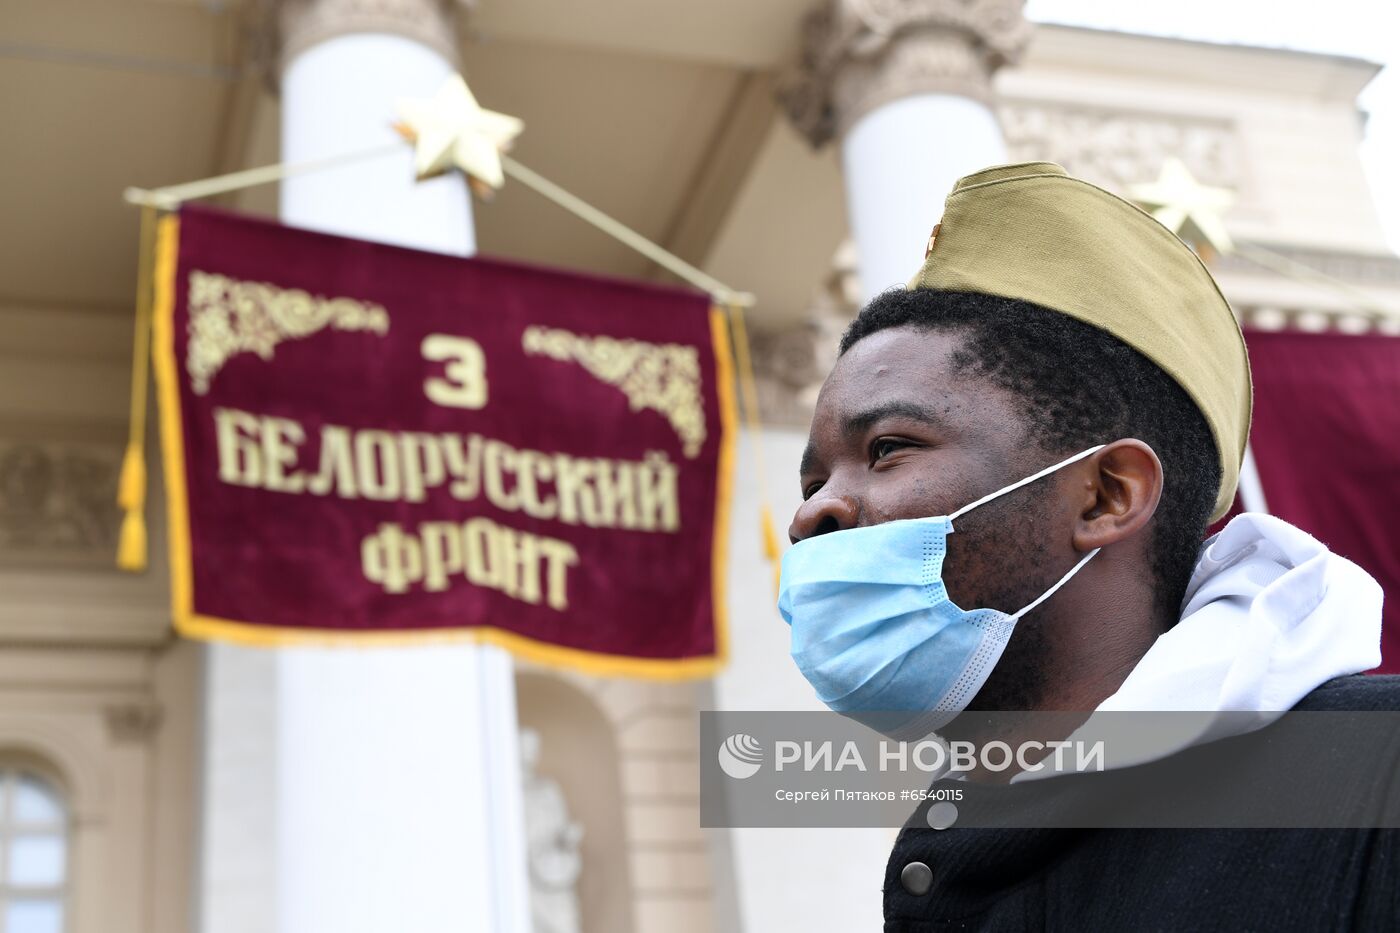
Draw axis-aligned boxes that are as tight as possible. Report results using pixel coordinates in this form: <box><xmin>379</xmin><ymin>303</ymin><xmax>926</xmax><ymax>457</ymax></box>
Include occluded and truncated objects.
<box><xmin>799</xmin><ymin>401</ymin><xmax>944</xmax><ymax>478</ymax></box>
<box><xmin>842</xmin><ymin>400</ymin><xmax>945</xmax><ymax>434</ymax></box>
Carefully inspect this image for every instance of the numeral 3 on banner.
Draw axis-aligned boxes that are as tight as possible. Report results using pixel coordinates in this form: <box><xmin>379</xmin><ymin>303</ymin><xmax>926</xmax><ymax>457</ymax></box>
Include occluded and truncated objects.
<box><xmin>421</xmin><ymin>334</ymin><xmax>488</xmax><ymax>409</ymax></box>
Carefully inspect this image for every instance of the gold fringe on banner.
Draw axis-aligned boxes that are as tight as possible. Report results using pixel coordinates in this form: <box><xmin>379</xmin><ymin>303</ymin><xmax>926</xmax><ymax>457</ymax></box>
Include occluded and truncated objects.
<box><xmin>117</xmin><ymin>205</ymin><xmax>157</xmax><ymax>572</ymax></box>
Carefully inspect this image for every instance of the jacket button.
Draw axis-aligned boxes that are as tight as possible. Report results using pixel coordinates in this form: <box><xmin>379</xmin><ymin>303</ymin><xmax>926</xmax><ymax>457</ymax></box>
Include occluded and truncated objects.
<box><xmin>900</xmin><ymin>861</ymin><xmax>933</xmax><ymax>896</ymax></box>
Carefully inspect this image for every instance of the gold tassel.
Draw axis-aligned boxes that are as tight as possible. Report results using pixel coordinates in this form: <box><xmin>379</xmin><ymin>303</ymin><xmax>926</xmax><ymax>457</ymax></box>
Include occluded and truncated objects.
<box><xmin>115</xmin><ymin>441</ymin><xmax>148</xmax><ymax>571</ymax></box>
<box><xmin>117</xmin><ymin>442</ymin><xmax>146</xmax><ymax>512</ymax></box>
<box><xmin>116</xmin><ymin>508</ymin><xmax>148</xmax><ymax>572</ymax></box>
<box><xmin>761</xmin><ymin>504</ymin><xmax>783</xmax><ymax>599</ymax></box>
<box><xmin>117</xmin><ymin>206</ymin><xmax>156</xmax><ymax>573</ymax></box>
<box><xmin>728</xmin><ymin>302</ymin><xmax>784</xmax><ymax>594</ymax></box>
<box><xmin>760</xmin><ymin>504</ymin><xmax>782</xmax><ymax>563</ymax></box>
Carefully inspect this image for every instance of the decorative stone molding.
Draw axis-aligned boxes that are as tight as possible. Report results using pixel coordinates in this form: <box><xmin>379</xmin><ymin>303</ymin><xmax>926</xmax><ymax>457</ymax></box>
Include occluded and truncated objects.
<box><xmin>1216</xmin><ymin>243</ymin><xmax>1400</xmax><ymax>289</ymax></box>
<box><xmin>0</xmin><ymin>440</ymin><xmax>121</xmax><ymax>567</ymax></box>
<box><xmin>265</xmin><ymin>0</ymin><xmax>472</xmax><ymax>77</ymax></box>
<box><xmin>0</xmin><ymin>718</ymin><xmax>109</xmax><ymax>822</ymax></box>
<box><xmin>998</xmin><ymin>101</ymin><xmax>1241</xmax><ymax>196</ymax></box>
<box><xmin>780</xmin><ymin>0</ymin><xmax>1032</xmax><ymax>147</ymax></box>
<box><xmin>1237</xmin><ymin>304</ymin><xmax>1400</xmax><ymax>336</ymax></box>
<box><xmin>751</xmin><ymin>240</ymin><xmax>861</xmax><ymax>426</ymax></box>
<box><xmin>103</xmin><ymin>701</ymin><xmax>164</xmax><ymax>745</ymax></box>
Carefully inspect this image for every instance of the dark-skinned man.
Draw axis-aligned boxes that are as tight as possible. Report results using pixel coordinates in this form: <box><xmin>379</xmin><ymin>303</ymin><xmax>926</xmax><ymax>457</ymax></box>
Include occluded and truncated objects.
<box><xmin>777</xmin><ymin>163</ymin><xmax>1398</xmax><ymax>930</ymax></box>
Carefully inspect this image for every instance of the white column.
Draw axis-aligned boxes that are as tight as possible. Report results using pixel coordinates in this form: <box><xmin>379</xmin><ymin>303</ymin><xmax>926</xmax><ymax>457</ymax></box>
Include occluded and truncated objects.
<box><xmin>782</xmin><ymin>0</ymin><xmax>1033</xmax><ymax>302</ymax></box>
<box><xmin>280</xmin><ymin>34</ymin><xmax>474</xmax><ymax>254</ymax></box>
<box><xmin>267</xmin><ymin>7</ymin><xmax>527</xmax><ymax>933</ymax></box>
<box><xmin>842</xmin><ymin>96</ymin><xmax>1006</xmax><ymax>300</ymax></box>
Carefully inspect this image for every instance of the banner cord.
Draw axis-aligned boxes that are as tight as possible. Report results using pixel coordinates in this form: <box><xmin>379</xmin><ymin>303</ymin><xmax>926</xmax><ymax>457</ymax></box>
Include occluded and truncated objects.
<box><xmin>498</xmin><ymin>155</ymin><xmax>753</xmax><ymax>308</ymax></box>
<box><xmin>123</xmin><ymin>146</ymin><xmax>755</xmax><ymax>310</ymax></box>
<box><xmin>123</xmin><ymin>143</ymin><xmax>401</xmax><ymax>211</ymax></box>
<box><xmin>116</xmin><ymin>204</ymin><xmax>156</xmax><ymax>571</ymax></box>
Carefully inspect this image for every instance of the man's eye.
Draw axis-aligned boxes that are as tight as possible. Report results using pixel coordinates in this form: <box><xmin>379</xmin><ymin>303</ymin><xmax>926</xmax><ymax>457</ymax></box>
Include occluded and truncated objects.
<box><xmin>801</xmin><ymin>481</ymin><xmax>824</xmax><ymax>501</ymax></box>
<box><xmin>871</xmin><ymin>438</ymin><xmax>909</xmax><ymax>462</ymax></box>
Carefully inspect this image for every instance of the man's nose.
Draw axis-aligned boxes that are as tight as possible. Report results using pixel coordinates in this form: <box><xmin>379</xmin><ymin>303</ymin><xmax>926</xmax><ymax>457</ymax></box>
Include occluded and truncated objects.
<box><xmin>788</xmin><ymin>491</ymin><xmax>859</xmax><ymax>544</ymax></box>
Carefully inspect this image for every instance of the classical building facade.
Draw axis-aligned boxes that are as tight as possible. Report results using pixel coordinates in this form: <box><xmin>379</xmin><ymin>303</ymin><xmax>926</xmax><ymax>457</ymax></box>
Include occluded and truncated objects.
<box><xmin>0</xmin><ymin>1</ymin><xmax>1394</xmax><ymax>931</ymax></box>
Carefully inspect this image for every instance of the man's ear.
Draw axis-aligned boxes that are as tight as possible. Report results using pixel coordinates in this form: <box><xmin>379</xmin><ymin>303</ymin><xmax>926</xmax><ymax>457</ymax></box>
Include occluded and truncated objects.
<box><xmin>1071</xmin><ymin>439</ymin><xmax>1163</xmax><ymax>551</ymax></box>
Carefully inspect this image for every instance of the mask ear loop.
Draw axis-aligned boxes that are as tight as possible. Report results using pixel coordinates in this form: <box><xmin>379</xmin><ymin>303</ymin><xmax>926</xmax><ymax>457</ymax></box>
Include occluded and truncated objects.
<box><xmin>946</xmin><ymin>443</ymin><xmax>1107</xmax><ymax>620</ymax></box>
<box><xmin>1008</xmin><ymin>547</ymin><xmax>1101</xmax><ymax>622</ymax></box>
<box><xmin>948</xmin><ymin>444</ymin><xmax>1107</xmax><ymax>523</ymax></box>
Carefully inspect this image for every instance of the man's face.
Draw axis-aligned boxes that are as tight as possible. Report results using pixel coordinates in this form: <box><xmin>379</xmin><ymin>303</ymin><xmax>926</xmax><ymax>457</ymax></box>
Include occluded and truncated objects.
<box><xmin>790</xmin><ymin>325</ymin><xmax>1079</xmax><ymax>709</ymax></box>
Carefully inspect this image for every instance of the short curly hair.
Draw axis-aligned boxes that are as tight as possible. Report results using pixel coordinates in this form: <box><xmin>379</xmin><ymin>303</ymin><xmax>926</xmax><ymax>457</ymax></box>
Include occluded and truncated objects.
<box><xmin>839</xmin><ymin>288</ymin><xmax>1221</xmax><ymax>627</ymax></box>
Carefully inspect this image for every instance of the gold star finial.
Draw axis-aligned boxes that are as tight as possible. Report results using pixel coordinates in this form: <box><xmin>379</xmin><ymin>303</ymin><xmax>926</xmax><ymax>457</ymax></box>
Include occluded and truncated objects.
<box><xmin>1130</xmin><ymin>158</ymin><xmax>1235</xmax><ymax>258</ymax></box>
<box><xmin>394</xmin><ymin>75</ymin><xmax>524</xmax><ymax>198</ymax></box>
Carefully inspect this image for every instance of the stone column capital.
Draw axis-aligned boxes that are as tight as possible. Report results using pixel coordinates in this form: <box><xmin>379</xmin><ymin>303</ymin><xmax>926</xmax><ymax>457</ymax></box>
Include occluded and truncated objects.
<box><xmin>261</xmin><ymin>0</ymin><xmax>471</xmax><ymax>79</ymax></box>
<box><xmin>780</xmin><ymin>0</ymin><xmax>1032</xmax><ymax>148</ymax></box>
<box><xmin>750</xmin><ymin>240</ymin><xmax>861</xmax><ymax>426</ymax></box>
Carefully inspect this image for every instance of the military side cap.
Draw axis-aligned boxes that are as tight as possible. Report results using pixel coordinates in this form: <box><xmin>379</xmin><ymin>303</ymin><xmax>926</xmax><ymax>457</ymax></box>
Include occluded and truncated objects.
<box><xmin>908</xmin><ymin>161</ymin><xmax>1252</xmax><ymax>521</ymax></box>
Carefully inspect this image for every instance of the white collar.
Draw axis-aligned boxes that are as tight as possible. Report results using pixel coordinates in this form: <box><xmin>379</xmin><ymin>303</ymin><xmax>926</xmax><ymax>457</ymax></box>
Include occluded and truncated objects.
<box><xmin>1013</xmin><ymin>513</ymin><xmax>1383</xmax><ymax>781</ymax></box>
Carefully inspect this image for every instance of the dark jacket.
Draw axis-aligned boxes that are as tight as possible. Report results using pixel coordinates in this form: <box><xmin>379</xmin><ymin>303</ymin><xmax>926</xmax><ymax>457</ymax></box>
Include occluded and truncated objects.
<box><xmin>884</xmin><ymin>675</ymin><xmax>1400</xmax><ymax>932</ymax></box>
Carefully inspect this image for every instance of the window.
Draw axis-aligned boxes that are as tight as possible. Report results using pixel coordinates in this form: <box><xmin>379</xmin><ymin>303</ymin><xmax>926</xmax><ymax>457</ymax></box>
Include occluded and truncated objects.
<box><xmin>0</xmin><ymin>769</ymin><xmax>67</xmax><ymax>933</ymax></box>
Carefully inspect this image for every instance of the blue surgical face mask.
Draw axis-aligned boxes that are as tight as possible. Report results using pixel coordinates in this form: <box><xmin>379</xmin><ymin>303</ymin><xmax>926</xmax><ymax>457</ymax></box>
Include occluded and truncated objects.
<box><xmin>778</xmin><ymin>445</ymin><xmax>1105</xmax><ymax>737</ymax></box>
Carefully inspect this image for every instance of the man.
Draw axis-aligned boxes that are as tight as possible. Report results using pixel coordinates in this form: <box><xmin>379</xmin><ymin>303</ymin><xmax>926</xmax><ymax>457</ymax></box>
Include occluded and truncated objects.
<box><xmin>778</xmin><ymin>163</ymin><xmax>1398</xmax><ymax>929</ymax></box>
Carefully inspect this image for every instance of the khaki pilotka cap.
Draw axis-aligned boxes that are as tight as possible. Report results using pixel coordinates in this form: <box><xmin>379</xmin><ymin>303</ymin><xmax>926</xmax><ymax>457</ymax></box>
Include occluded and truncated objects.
<box><xmin>907</xmin><ymin>161</ymin><xmax>1252</xmax><ymax>522</ymax></box>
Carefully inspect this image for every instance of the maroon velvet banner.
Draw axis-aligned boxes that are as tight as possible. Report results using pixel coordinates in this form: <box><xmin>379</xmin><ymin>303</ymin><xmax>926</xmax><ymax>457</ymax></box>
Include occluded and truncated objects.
<box><xmin>152</xmin><ymin>206</ymin><xmax>735</xmax><ymax>678</ymax></box>
<box><xmin>1244</xmin><ymin>330</ymin><xmax>1400</xmax><ymax>674</ymax></box>
<box><xmin>1214</xmin><ymin>330</ymin><xmax>1400</xmax><ymax>673</ymax></box>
